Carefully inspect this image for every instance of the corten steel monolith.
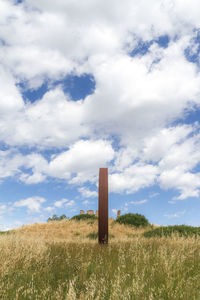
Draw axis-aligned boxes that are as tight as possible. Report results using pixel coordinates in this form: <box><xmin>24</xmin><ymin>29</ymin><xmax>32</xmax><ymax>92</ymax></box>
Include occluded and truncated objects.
<box><xmin>98</xmin><ymin>168</ymin><xmax>108</xmax><ymax>244</ymax></box>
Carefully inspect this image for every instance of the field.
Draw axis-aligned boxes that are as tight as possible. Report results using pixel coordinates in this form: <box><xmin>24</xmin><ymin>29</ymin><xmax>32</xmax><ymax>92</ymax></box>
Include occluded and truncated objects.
<box><xmin>0</xmin><ymin>219</ymin><xmax>200</xmax><ymax>299</ymax></box>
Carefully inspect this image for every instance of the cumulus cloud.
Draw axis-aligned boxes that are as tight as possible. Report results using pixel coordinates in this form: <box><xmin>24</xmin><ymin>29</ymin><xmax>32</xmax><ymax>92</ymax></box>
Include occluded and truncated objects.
<box><xmin>158</xmin><ymin>125</ymin><xmax>200</xmax><ymax>199</ymax></box>
<box><xmin>0</xmin><ymin>88</ymin><xmax>88</xmax><ymax>148</ymax></box>
<box><xmin>54</xmin><ymin>198</ymin><xmax>75</xmax><ymax>208</ymax></box>
<box><xmin>14</xmin><ymin>196</ymin><xmax>46</xmax><ymax>213</ymax></box>
<box><xmin>0</xmin><ymin>139</ymin><xmax>115</xmax><ymax>187</ymax></box>
<box><xmin>1</xmin><ymin>0</ymin><xmax>200</xmax><ymax>202</ymax></box>
<box><xmin>47</xmin><ymin>139</ymin><xmax>115</xmax><ymax>183</ymax></box>
<box><xmin>54</xmin><ymin>198</ymin><xmax>69</xmax><ymax>208</ymax></box>
<box><xmin>44</xmin><ymin>206</ymin><xmax>55</xmax><ymax>212</ymax></box>
<box><xmin>0</xmin><ymin>150</ymin><xmax>48</xmax><ymax>184</ymax></box>
<box><xmin>0</xmin><ymin>150</ymin><xmax>24</xmax><ymax>179</ymax></box>
<box><xmin>78</xmin><ymin>187</ymin><xmax>98</xmax><ymax>198</ymax></box>
<box><xmin>65</xmin><ymin>200</ymin><xmax>75</xmax><ymax>207</ymax></box>
<box><xmin>109</xmin><ymin>163</ymin><xmax>158</xmax><ymax>194</ymax></box>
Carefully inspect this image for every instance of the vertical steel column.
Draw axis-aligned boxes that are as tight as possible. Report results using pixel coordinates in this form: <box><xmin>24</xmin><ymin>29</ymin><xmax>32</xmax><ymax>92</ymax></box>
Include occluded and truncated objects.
<box><xmin>98</xmin><ymin>168</ymin><xmax>108</xmax><ymax>244</ymax></box>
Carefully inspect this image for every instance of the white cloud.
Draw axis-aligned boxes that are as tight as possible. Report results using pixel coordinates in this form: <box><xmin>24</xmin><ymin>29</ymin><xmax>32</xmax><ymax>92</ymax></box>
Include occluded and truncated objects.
<box><xmin>0</xmin><ymin>67</ymin><xmax>24</xmax><ymax>116</ymax></box>
<box><xmin>130</xmin><ymin>199</ymin><xmax>147</xmax><ymax>205</ymax></box>
<box><xmin>65</xmin><ymin>200</ymin><xmax>75</xmax><ymax>207</ymax></box>
<box><xmin>1</xmin><ymin>88</ymin><xmax>88</xmax><ymax>148</ymax></box>
<box><xmin>1</xmin><ymin>0</ymin><xmax>200</xmax><ymax>152</ymax></box>
<box><xmin>54</xmin><ymin>198</ymin><xmax>75</xmax><ymax>208</ymax></box>
<box><xmin>54</xmin><ymin>198</ymin><xmax>69</xmax><ymax>208</ymax></box>
<box><xmin>1</xmin><ymin>0</ymin><xmax>200</xmax><ymax>202</ymax></box>
<box><xmin>0</xmin><ymin>150</ymin><xmax>48</xmax><ymax>184</ymax></box>
<box><xmin>0</xmin><ymin>205</ymin><xmax>7</xmax><ymax>215</ymax></box>
<box><xmin>142</xmin><ymin>125</ymin><xmax>194</xmax><ymax>163</ymax></box>
<box><xmin>0</xmin><ymin>139</ymin><xmax>114</xmax><ymax>186</ymax></box>
<box><xmin>44</xmin><ymin>206</ymin><xmax>55</xmax><ymax>212</ymax></box>
<box><xmin>14</xmin><ymin>196</ymin><xmax>46</xmax><ymax>213</ymax></box>
<box><xmin>164</xmin><ymin>210</ymin><xmax>186</xmax><ymax>218</ymax></box>
<box><xmin>111</xmin><ymin>208</ymin><xmax>118</xmax><ymax>215</ymax></box>
<box><xmin>168</xmin><ymin>200</ymin><xmax>176</xmax><ymax>204</ymax></box>
<box><xmin>0</xmin><ymin>150</ymin><xmax>24</xmax><ymax>179</ymax></box>
<box><xmin>160</xmin><ymin>170</ymin><xmax>200</xmax><ymax>200</ymax></box>
<box><xmin>47</xmin><ymin>139</ymin><xmax>115</xmax><ymax>183</ymax></box>
<box><xmin>109</xmin><ymin>163</ymin><xmax>158</xmax><ymax>194</ymax></box>
<box><xmin>82</xmin><ymin>200</ymin><xmax>90</xmax><ymax>206</ymax></box>
<box><xmin>149</xmin><ymin>192</ymin><xmax>160</xmax><ymax>198</ymax></box>
<box><xmin>19</xmin><ymin>172</ymin><xmax>46</xmax><ymax>184</ymax></box>
<box><xmin>158</xmin><ymin>126</ymin><xmax>200</xmax><ymax>199</ymax></box>
<box><xmin>78</xmin><ymin>187</ymin><xmax>98</xmax><ymax>198</ymax></box>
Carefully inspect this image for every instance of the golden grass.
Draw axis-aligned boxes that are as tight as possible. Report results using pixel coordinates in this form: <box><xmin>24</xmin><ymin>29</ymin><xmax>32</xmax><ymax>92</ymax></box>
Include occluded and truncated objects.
<box><xmin>13</xmin><ymin>218</ymin><xmax>151</xmax><ymax>242</ymax></box>
<box><xmin>1</xmin><ymin>220</ymin><xmax>200</xmax><ymax>299</ymax></box>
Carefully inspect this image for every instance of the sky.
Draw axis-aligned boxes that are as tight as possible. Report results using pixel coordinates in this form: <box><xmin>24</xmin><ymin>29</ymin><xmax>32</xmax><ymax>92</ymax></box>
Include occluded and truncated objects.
<box><xmin>1</xmin><ymin>0</ymin><xmax>200</xmax><ymax>230</ymax></box>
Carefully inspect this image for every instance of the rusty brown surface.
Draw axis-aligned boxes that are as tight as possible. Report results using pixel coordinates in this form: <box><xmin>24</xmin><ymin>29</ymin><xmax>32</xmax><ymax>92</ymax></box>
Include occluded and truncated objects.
<box><xmin>98</xmin><ymin>168</ymin><xmax>108</xmax><ymax>244</ymax></box>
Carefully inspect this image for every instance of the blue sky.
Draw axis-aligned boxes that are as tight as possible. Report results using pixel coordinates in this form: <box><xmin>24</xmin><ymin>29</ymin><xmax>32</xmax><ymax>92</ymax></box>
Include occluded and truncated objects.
<box><xmin>1</xmin><ymin>0</ymin><xmax>200</xmax><ymax>230</ymax></box>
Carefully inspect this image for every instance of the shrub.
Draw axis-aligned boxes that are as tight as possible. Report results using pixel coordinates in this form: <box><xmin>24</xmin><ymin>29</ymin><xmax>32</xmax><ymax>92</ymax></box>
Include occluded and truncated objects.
<box><xmin>116</xmin><ymin>213</ymin><xmax>149</xmax><ymax>227</ymax></box>
<box><xmin>144</xmin><ymin>225</ymin><xmax>200</xmax><ymax>238</ymax></box>
<box><xmin>71</xmin><ymin>214</ymin><xmax>97</xmax><ymax>221</ymax></box>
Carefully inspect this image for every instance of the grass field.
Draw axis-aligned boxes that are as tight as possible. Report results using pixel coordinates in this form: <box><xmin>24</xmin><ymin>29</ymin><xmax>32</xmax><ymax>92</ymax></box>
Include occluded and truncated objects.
<box><xmin>0</xmin><ymin>219</ymin><xmax>200</xmax><ymax>299</ymax></box>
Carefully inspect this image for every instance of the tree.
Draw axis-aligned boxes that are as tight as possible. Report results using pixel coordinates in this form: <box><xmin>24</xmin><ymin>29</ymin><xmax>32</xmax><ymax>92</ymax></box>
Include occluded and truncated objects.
<box><xmin>47</xmin><ymin>214</ymin><xmax>68</xmax><ymax>222</ymax></box>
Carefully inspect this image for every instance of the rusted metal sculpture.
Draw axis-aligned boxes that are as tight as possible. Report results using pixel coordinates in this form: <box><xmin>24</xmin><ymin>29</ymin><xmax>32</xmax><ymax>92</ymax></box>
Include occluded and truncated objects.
<box><xmin>98</xmin><ymin>168</ymin><xmax>108</xmax><ymax>244</ymax></box>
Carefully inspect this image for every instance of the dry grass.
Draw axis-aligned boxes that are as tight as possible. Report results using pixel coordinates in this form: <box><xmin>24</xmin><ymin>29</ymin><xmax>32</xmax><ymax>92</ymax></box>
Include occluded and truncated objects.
<box><xmin>13</xmin><ymin>218</ymin><xmax>151</xmax><ymax>242</ymax></box>
<box><xmin>0</xmin><ymin>220</ymin><xmax>200</xmax><ymax>299</ymax></box>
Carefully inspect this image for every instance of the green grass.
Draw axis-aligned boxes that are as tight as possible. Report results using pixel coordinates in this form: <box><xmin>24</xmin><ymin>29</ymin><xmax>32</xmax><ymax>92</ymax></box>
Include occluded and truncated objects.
<box><xmin>144</xmin><ymin>225</ymin><xmax>200</xmax><ymax>238</ymax></box>
<box><xmin>1</xmin><ymin>236</ymin><xmax>200</xmax><ymax>299</ymax></box>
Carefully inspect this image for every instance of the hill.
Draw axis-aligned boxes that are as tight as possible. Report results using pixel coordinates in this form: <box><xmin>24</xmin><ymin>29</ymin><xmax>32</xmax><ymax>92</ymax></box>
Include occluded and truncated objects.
<box><xmin>0</xmin><ymin>219</ymin><xmax>200</xmax><ymax>299</ymax></box>
<box><xmin>13</xmin><ymin>218</ymin><xmax>151</xmax><ymax>241</ymax></box>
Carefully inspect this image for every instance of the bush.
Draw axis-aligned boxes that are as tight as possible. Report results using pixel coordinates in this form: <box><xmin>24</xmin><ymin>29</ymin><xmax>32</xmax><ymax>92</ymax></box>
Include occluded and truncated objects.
<box><xmin>47</xmin><ymin>214</ymin><xmax>68</xmax><ymax>222</ymax></box>
<box><xmin>71</xmin><ymin>214</ymin><xmax>98</xmax><ymax>221</ymax></box>
<box><xmin>116</xmin><ymin>213</ymin><xmax>149</xmax><ymax>227</ymax></box>
<box><xmin>144</xmin><ymin>225</ymin><xmax>200</xmax><ymax>238</ymax></box>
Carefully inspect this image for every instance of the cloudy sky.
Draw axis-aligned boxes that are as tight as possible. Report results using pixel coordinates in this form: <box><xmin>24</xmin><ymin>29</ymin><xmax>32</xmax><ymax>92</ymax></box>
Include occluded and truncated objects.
<box><xmin>1</xmin><ymin>0</ymin><xmax>200</xmax><ymax>230</ymax></box>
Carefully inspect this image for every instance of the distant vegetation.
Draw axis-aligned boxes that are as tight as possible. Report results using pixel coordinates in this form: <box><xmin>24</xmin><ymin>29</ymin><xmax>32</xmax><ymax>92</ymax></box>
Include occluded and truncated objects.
<box><xmin>116</xmin><ymin>213</ymin><xmax>149</xmax><ymax>227</ymax></box>
<box><xmin>71</xmin><ymin>214</ymin><xmax>98</xmax><ymax>221</ymax></box>
<box><xmin>144</xmin><ymin>225</ymin><xmax>200</xmax><ymax>238</ymax></box>
<box><xmin>47</xmin><ymin>214</ymin><xmax>68</xmax><ymax>222</ymax></box>
<box><xmin>0</xmin><ymin>230</ymin><xmax>13</xmax><ymax>235</ymax></box>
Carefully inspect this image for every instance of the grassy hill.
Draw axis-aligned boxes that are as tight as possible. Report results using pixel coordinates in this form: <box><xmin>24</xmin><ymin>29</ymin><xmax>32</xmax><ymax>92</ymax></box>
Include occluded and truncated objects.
<box><xmin>13</xmin><ymin>218</ymin><xmax>151</xmax><ymax>241</ymax></box>
<box><xmin>0</xmin><ymin>219</ymin><xmax>200</xmax><ymax>299</ymax></box>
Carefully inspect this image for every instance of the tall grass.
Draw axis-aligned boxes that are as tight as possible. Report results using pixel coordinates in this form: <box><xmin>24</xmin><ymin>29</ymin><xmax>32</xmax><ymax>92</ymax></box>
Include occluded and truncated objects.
<box><xmin>0</xmin><ymin>220</ymin><xmax>200</xmax><ymax>299</ymax></box>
